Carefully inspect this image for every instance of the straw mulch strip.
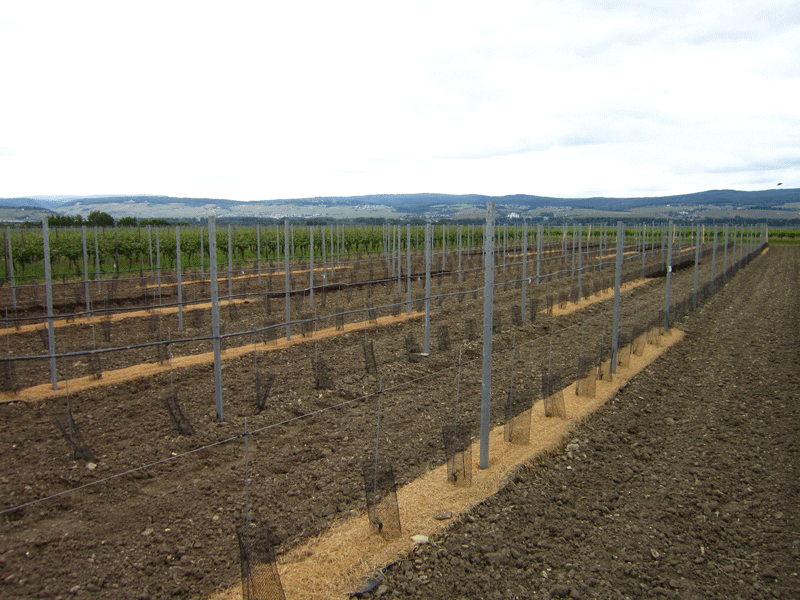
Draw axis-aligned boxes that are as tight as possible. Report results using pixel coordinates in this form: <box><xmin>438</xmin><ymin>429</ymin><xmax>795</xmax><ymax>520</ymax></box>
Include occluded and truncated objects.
<box><xmin>141</xmin><ymin>265</ymin><xmax>352</xmax><ymax>291</ymax></box>
<box><xmin>1</xmin><ymin>271</ymin><xmax>649</xmax><ymax>338</ymax></box>
<box><xmin>0</xmin><ymin>311</ymin><xmax>423</xmax><ymax>403</ymax></box>
<box><xmin>2</xmin><ymin>294</ymin><xmax>253</xmax><ymax>336</ymax></box>
<box><xmin>212</xmin><ymin>327</ymin><xmax>684</xmax><ymax>600</ymax></box>
<box><xmin>1</xmin><ymin>268</ymin><xmax>351</xmax><ymax>336</ymax></box>
<box><xmin>548</xmin><ymin>278</ymin><xmax>647</xmax><ymax>316</ymax></box>
<box><xmin>1</xmin><ymin>277</ymin><xmax>653</xmax><ymax>403</ymax></box>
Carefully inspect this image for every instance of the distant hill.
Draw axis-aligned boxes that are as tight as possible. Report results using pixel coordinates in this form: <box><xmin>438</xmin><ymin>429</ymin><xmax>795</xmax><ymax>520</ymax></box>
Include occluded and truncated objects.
<box><xmin>2</xmin><ymin>189</ymin><xmax>799</xmax><ymax>223</ymax></box>
<box><xmin>0</xmin><ymin>197</ymin><xmax>68</xmax><ymax>211</ymax></box>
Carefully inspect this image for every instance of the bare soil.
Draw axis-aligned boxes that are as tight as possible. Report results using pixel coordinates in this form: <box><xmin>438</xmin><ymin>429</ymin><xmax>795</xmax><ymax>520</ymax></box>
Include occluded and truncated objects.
<box><xmin>0</xmin><ymin>241</ymin><xmax>771</xmax><ymax>600</ymax></box>
<box><xmin>376</xmin><ymin>246</ymin><xmax>800</xmax><ymax>600</ymax></box>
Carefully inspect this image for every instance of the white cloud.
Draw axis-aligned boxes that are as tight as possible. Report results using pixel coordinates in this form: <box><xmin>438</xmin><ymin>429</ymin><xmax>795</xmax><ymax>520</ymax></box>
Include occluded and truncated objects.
<box><xmin>1</xmin><ymin>0</ymin><xmax>798</xmax><ymax>200</ymax></box>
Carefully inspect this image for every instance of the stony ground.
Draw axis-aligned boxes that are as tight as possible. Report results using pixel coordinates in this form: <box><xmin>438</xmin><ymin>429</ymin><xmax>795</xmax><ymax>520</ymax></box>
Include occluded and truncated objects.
<box><xmin>375</xmin><ymin>246</ymin><xmax>800</xmax><ymax>600</ymax></box>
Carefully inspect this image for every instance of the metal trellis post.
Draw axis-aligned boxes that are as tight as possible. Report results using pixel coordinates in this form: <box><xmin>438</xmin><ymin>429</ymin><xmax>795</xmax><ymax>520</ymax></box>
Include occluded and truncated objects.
<box><xmin>479</xmin><ymin>202</ymin><xmax>496</xmax><ymax>470</ymax></box>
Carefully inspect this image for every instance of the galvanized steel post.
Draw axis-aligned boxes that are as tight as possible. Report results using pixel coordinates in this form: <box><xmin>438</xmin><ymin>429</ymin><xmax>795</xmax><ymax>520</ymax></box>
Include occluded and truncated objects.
<box><xmin>711</xmin><ymin>227</ymin><xmax>718</xmax><ymax>292</ymax></box>
<box><xmin>42</xmin><ymin>219</ymin><xmax>57</xmax><ymax>390</ymax></box>
<box><xmin>256</xmin><ymin>224</ymin><xmax>261</xmax><ymax>284</ymax></box>
<box><xmin>284</xmin><ymin>219</ymin><xmax>291</xmax><ymax>341</ymax></box>
<box><xmin>611</xmin><ymin>221</ymin><xmax>624</xmax><ymax>373</ymax></box>
<box><xmin>424</xmin><ymin>223</ymin><xmax>431</xmax><ymax>354</ymax></box>
<box><xmin>693</xmin><ymin>224</ymin><xmax>701</xmax><ymax>309</ymax></box>
<box><xmin>156</xmin><ymin>228</ymin><xmax>162</xmax><ymax>303</ymax></box>
<box><xmin>176</xmin><ymin>226</ymin><xmax>183</xmax><ymax>331</ymax></box>
<box><xmin>80</xmin><ymin>226</ymin><xmax>88</xmax><ymax>316</ymax></box>
<box><xmin>95</xmin><ymin>225</ymin><xmax>102</xmax><ymax>292</ymax></box>
<box><xmin>536</xmin><ymin>223</ymin><xmax>542</xmax><ymax>285</ymax></box>
<box><xmin>577</xmin><ymin>223</ymin><xmax>583</xmax><ymax>300</ymax></box>
<box><xmin>208</xmin><ymin>215</ymin><xmax>223</xmax><ymax>421</ymax></box>
<box><xmin>665</xmin><ymin>222</ymin><xmax>674</xmax><ymax>332</ymax></box>
<box><xmin>479</xmin><ymin>202</ymin><xmax>496</xmax><ymax>470</ymax></box>
<box><xmin>321</xmin><ymin>225</ymin><xmax>327</xmax><ymax>285</ymax></box>
<box><xmin>641</xmin><ymin>223</ymin><xmax>646</xmax><ymax>280</ymax></box>
<box><xmin>309</xmin><ymin>227</ymin><xmax>314</xmax><ymax>310</ymax></box>
<box><xmin>227</xmin><ymin>225</ymin><xmax>233</xmax><ymax>301</ymax></box>
<box><xmin>199</xmin><ymin>226</ymin><xmax>204</xmax><ymax>279</ymax></box>
<box><xmin>147</xmin><ymin>225</ymin><xmax>153</xmax><ymax>276</ymax></box>
<box><xmin>397</xmin><ymin>225</ymin><xmax>402</xmax><ymax>294</ymax></box>
<box><xmin>406</xmin><ymin>224</ymin><xmax>412</xmax><ymax>314</ymax></box>
<box><xmin>6</xmin><ymin>228</ymin><xmax>16</xmax><ymax>313</ymax></box>
<box><xmin>521</xmin><ymin>223</ymin><xmax>528</xmax><ymax>320</ymax></box>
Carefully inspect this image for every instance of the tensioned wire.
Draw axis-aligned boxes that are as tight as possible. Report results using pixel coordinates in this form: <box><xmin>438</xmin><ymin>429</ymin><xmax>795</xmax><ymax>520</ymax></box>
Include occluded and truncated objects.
<box><xmin>0</xmin><ymin>247</ymin><xmax>646</xmax><ymax>364</ymax></box>
<box><xmin>0</xmin><ymin>243</ymin><xmax>717</xmax><ymax>517</ymax></box>
<box><xmin>1</xmin><ymin>236</ymin><xmax>642</xmax><ymax>324</ymax></box>
<box><xmin>0</xmin><ymin>305</ymin><xmax>615</xmax><ymax>517</ymax></box>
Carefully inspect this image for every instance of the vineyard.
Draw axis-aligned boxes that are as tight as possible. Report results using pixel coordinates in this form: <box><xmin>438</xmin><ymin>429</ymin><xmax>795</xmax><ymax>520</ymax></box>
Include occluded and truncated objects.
<box><xmin>0</xmin><ymin>214</ymin><xmax>774</xmax><ymax>600</ymax></box>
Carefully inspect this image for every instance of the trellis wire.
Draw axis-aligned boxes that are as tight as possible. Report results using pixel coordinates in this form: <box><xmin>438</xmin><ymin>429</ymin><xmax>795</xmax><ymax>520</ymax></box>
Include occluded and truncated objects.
<box><xmin>0</xmin><ymin>237</ymin><xmax>759</xmax><ymax>518</ymax></box>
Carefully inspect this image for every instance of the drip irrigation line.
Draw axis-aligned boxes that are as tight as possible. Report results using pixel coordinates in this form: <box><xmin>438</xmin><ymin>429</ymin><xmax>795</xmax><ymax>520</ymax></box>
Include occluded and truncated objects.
<box><xmin>1</xmin><ymin>250</ymin><xmax>754</xmax><ymax>516</ymax></box>
<box><xmin>0</xmin><ymin>327</ymin><xmax>541</xmax><ymax>517</ymax></box>
<box><xmin>0</xmin><ymin>278</ymin><xmax>633</xmax><ymax>365</ymax></box>
<box><xmin>0</xmin><ymin>433</ymin><xmax>243</xmax><ymax>517</ymax></box>
<box><xmin>5</xmin><ymin>246</ymin><xmax>641</xmax><ymax>326</ymax></box>
<box><xmin>0</xmin><ymin>262</ymin><xmax>660</xmax><ymax>366</ymax></box>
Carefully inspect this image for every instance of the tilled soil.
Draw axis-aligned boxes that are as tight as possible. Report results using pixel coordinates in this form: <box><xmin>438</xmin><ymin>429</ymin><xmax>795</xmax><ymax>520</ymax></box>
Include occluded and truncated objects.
<box><xmin>375</xmin><ymin>246</ymin><xmax>800</xmax><ymax>600</ymax></box>
<box><xmin>2</xmin><ymin>242</ymin><xmax>680</xmax><ymax>390</ymax></box>
<box><xmin>0</xmin><ymin>241</ymin><xmax>763</xmax><ymax>600</ymax></box>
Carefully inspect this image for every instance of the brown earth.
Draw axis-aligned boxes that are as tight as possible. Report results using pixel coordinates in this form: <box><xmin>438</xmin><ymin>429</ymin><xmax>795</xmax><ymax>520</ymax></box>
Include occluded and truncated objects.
<box><xmin>0</xmin><ymin>241</ymin><xmax>760</xmax><ymax>600</ymax></box>
<box><xmin>1</xmin><ymin>241</ymin><xmax>696</xmax><ymax>394</ymax></box>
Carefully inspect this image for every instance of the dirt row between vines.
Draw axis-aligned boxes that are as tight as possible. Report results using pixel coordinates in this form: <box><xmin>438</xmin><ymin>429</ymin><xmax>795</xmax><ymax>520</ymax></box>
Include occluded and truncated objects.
<box><xmin>0</xmin><ymin>246</ymin><xmax>745</xmax><ymax>600</ymax></box>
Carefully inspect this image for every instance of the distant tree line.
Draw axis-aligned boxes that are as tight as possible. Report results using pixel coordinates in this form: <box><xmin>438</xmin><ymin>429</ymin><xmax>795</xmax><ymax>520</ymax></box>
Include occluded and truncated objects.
<box><xmin>44</xmin><ymin>212</ymin><xmax>187</xmax><ymax>228</ymax></box>
<box><xmin>31</xmin><ymin>211</ymin><xmax>800</xmax><ymax>230</ymax></box>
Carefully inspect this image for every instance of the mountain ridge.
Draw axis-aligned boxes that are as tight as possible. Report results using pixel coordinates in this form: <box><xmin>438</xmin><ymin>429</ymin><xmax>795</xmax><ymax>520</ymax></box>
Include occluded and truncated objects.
<box><xmin>1</xmin><ymin>189</ymin><xmax>798</xmax><ymax>222</ymax></box>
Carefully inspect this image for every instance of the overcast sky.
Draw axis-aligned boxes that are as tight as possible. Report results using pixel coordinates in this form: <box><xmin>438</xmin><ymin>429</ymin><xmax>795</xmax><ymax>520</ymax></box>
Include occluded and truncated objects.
<box><xmin>1</xmin><ymin>1</ymin><xmax>798</xmax><ymax>201</ymax></box>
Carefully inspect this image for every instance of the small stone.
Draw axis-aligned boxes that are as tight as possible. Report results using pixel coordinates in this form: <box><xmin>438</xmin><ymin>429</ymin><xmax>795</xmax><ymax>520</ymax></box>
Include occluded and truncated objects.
<box><xmin>86</xmin><ymin>462</ymin><xmax>97</xmax><ymax>471</ymax></box>
<box><xmin>485</xmin><ymin>552</ymin><xmax>504</xmax><ymax>566</ymax></box>
<box><xmin>433</xmin><ymin>511</ymin><xmax>452</xmax><ymax>521</ymax></box>
<box><xmin>411</xmin><ymin>535</ymin><xmax>429</xmax><ymax>544</ymax></box>
<box><xmin>141</xmin><ymin>528</ymin><xmax>153</xmax><ymax>537</ymax></box>
<box><xmin>665</xmin><ymin>417</ymin><xmax>675</xmax><ymax>426</ymax></box>
<box><xmin>354</xmin><ymin>574</ymin><xmax>383</xmax><ymax>595</ymax></box>
<box><xmin>374</xmin><ymin>584</ymin><xmax>389</xmax><ymax>597</ymax></box>
<box><xmin>551</xmin><ymin>584</ymin><xmax>571</xmax><ymax>598</ymax></box>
